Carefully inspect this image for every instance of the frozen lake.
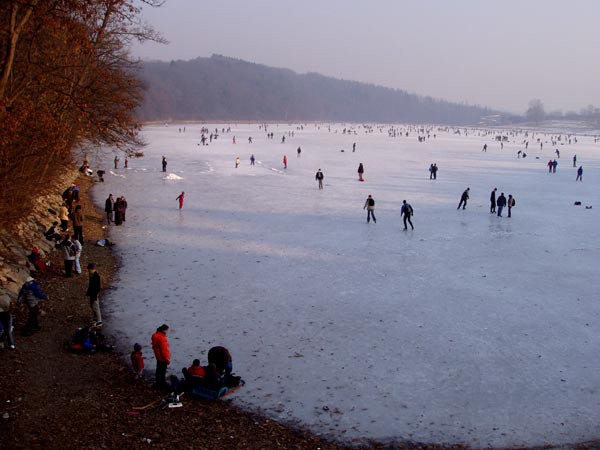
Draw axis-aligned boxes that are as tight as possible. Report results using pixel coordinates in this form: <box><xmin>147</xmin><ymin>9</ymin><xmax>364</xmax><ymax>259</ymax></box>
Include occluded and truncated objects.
<box><xmin>94</xmin><ymin>123</ymin><xmax>600</xmax><ymax>448</ymax></box>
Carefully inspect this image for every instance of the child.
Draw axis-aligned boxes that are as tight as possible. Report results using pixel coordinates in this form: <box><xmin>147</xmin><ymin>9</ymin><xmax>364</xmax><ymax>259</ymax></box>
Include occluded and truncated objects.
<box><xmin>130</xmin><ymin>343</ymin><xmax>144</xmax><ymax>382</ymax></box>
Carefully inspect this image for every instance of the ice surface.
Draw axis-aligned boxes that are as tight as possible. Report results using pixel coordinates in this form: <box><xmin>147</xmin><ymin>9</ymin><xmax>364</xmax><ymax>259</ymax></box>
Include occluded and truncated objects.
<box><xmin>93</xmin><ymin>124</ymin><xmax>600</xmax><ymax>447</ymax></box>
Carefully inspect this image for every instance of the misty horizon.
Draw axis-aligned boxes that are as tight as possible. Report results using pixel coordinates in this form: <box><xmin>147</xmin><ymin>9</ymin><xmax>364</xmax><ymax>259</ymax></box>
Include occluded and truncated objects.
<box><xmin>132</xmin><ymin>0</ymin><xmax>600</xmax><ymax>115</ymax></box>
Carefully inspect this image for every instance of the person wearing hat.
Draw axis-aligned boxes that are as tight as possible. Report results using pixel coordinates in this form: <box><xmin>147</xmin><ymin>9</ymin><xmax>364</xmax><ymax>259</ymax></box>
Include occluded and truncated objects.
<box><xmin>17</xmin><ymin>274</ymin><xmax>48</xmax><ymax>336</ymax></box>
<box><xmin>130</xmin><ymin>343</ymin><xmax>145</xmax><ymax>382</ymax></box>
<box><xmin>86</xmin><ymin>263</ymin><xmax>102</xmax><ymax>326</ymax></box>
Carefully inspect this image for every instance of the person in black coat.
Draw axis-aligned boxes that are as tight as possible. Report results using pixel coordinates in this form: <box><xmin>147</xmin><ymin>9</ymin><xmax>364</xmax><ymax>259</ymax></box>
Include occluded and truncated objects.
<box><xmin>490</xmin><ymin>188</ymin><xmax>497</xmax><ymax>213</ymax></box>
<box><xmin>457</xmin><ymin>188</ymin><xmax>470</xmax><ymax>210</ymax></box>
<box><xmin>496</xmin><ymin>193</ymin><xmax>507</xmax><ymax>217</ymax></box>
<box><xmin>104</xmin><ymin>194</ymin><xmax>114</xmax><ymax>224</ymax></box>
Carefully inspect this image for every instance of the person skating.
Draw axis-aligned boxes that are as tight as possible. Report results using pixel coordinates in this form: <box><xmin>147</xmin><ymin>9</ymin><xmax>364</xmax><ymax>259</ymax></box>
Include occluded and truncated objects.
<box><xmin>17</xmin><ymin>275</ymin><xmax>48</xmax><ymax>336</ymax></box>
<box><xmin>315</xmin><ymin>169</ymin><xmax>324</xmax><ymax>190</ymax></box>
<box><xmin>283</xmin><ymin>155</ymin><xmax>287</xmax><ymax>169</ymax></box>
<box><xmin>352</xmin><ymin>142</ymin><xmax>356</xmax><ymax>152</ymax></box>
<box><xmin>400</xmin><ymin>200</ymin><xmax>414</xmax><ymax>230</ymax></box>
<box><xmin>151</xmin><ymin>324</ymin><xmax>171</xmax><ymax>389</ymax></box>
<box><xmin>176</xmin><ymin>192</ymin><xmax>185</xmax><ymax>209</ymax></box>
<box><xmin>235</xmin><ymin>156</ymin><xmax>240</xmax><ymax>168</ymax></box>
<box><xmin>429</xmin><ymin>163</ymin><xmax>434</xmax><ymax>179</ymax></box>
<box><xmin>576</xmin><ymin>166</ymin><xmax>583</xmax><ymax>181</ymax></box>
<box><xmin>507</xmin><ymin>194</ymin><xmax>515</xmax><ymax>218</ymax></box>
<box><xmin>363</xmin><ymin>195</ymin><xmax>376</xmax><ymax>223</ymax></box>
<box><xmin>457</xmin><ymin>188</ymin><xmax>470</xmax><ymax>210</ymax></box>
<box><xmin>490</xmin><ymin>188</ymin><xmax>497</xmax><ymax>213</ymax></box>
<box><xmin>358</xmin><ymin>163</ymin><xmax>364</xmax><ymax>182</ymax></box>
<box><xmin>573</xmin><ymin>155</ymin><xmax>577</xmax><ymax>167</ymax></box>
<box><xmin>547</xmin><ymin>159</ymin><xmax>553</xmax><ymax>173</ymax></box>
<box><xmin>104</xmin><ymin>194</ymin><xmax>114</xmax><ymax>224</ymax></box>
<box><xmin>482</xmin><ymin>144</ymin><xmax>487</xmax><ymax>152</ymax></box>
<box><xmin>552</xmin><ymin>159</ymin><xmax>558</xmax><ymax>173</ymax></box>
<box><xmin>86</xmin><ymin>263</ymin><xmax>102</xmax><ymax>326</ymax></box>
<box><xmin>162</xmin><ymin>156</ymin><xmax>167</xmax><ymax>172</ymax></box>
<box><xmin>496</xmin><ymin>192</ymin><xmax>507</xmax><ymax>217</ymax></box>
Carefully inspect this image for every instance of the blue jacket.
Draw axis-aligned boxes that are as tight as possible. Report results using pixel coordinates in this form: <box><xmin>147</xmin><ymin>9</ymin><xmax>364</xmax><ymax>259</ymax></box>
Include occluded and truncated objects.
<box><xmin>17</xmin><ymin>281</ymin><xmax>48</xmax><ymax>307</ymax></box>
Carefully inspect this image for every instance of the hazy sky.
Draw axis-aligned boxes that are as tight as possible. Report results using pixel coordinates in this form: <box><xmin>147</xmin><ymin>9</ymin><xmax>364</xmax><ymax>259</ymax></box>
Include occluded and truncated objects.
<box><xmin>132</xmin><ymin>0</ymin><xmax>600</xmax><ymax>114</ymax></box>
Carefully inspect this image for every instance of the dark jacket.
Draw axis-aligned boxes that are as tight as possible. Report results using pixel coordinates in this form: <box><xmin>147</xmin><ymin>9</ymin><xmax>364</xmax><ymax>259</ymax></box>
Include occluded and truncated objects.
<box><xmin>315</xmin><ymin>171</ymin><xmax>323</xmax><ymax>180</ymax></box>
<box><xmin>86</xmin><ymin>271</ymin><xmax>101</xmax><ymax>297</ymax></box>
<box><xmin>497</xmin><ymin>195</ymin><xmax>507</xmax><ymax>207</ymax></box>
<box><xmin>401</xmin><ymin>203</ymin><xmax>413</xmax><ymax>217</ymax></box>
<box><xmin>104</xmin><ymin>198</ymin><xmax>113</xmax><ymax>213</ymax></box>
<box><xmin>490</xmin><ymin>190</ymin><xmax>496</xmax><ymax>203</ymax></box>
<box><xmin>461</xmin><ymin>190</ymin><xmax>470</xmax><ymax>201</ymax></box>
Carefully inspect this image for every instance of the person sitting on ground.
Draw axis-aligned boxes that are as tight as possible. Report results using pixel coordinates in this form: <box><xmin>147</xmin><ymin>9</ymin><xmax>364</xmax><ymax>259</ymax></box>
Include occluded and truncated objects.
<box><xmin>208</xmin><ymin>346</ymin><xmax>233</xmax><ymax>376</ymax></box>
<box><xmin>181</xmin><ymin>358</ymin><xmax>207</xmax><ymax>390</ymax></box>
<box><xmin>45</xmin><ymin>222</ymin><xmax>62</xmax><ymax>242</ymax></box>
<box><xmin>28</xmin><ymin>247</ymin><xmax>48</xmax><ymax>272</ymax></box>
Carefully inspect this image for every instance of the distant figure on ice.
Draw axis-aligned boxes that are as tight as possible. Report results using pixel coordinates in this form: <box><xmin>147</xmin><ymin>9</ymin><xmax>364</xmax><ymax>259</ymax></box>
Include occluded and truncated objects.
<box><xmin>233</xmin><ymin>136</ymin><xmax>236</xmax><ymax>144</ymax></box>
<box><xmin>358</xmin><ymin>163</ymin><xmax>364</xmax><ymax>181</ymax></box>
<box><xmin>432</xmin><ymin>163</ymin><xmax>438</xmax><ymax>179</ymax></box>
<box><xmin>517</xmin><ymin>150</ymin><xmax>522</xmax><ymax>158</ymax></box>
<box><xmin>490</xmin><ymin>188</ymin><xmax>497</xmax><ymax>214</ymax></box>
<box><xmin>235</xmin><ymin>156</ymin><xmax>240</xmax><ymax>168</ymax></box>
<box><xmin>457</xmin><ymin>188</ymin><xmax>470</xmax><ymax>210</ymax></box>
<box><xmin>281</xmin><ymin>135</ymin><xmax>286</xmax><ymax>144</ymax></box>
<box><xmin>114</xmin><ymin>156</ymin><xmax>119</xmax><ymax>169</ymax></box>
<box><xmin>363</xmin><ymin>195</ymin><xmax>376</xmax><ymax>223</ymax></box>
<box><xmin>250</xmin><ymin>154</ymin><xmax>255</xmax><ymax>165</ymax></box>
<box><xmin>496</xmin><ymin>192</ymin><xmax>507</xmax><ymax>217</ymax></box>
<box><xmin>429</xmin><ymin>163</ymin><xmax>434</xmax><ymax>179</ymax></box>
<box><xmin>482</xmin><ymin>144</ymin><xmax>487</xmax><ymax>152</ymax></box>
<box><xmin>297</xmin><ymin>147</ymin><xmax>301</xmax><ymax>157</ymax></box>
<box><xmin>105</xmin><ymin>194</ymin><xmax>114</xmax><ymax>224</ymax></box>
<box><xmin>353</xmin><ymin>142</ymin><xmax>356</xmax><ymax>152</ymax></box>
<box><xmin>573</xmin><ymin>155</ymin><xmax>577</xmax><ymax>167</ymax></box>
<box><xmin>176</xmin><ymin>192</ymin><xmax>185</xmax><ymax>210</ymax></box>
<box><xmin>162</xmin><ymin>156</ymin><xmax>167</xmax><ymax>172</ymax></box>
<box><xmin>400</xmin><ymin>200</ymin><xmax>414</xmax><ymax>230</ymax></box>
<box><xmin>555</xmin><ymin>149</ymin><xmax>560</xmax><ymax>158</ymax></box>
<box><xmin>552</xmin><ymin>159</ymin><xmax>558</xmax><ymax>173</ymax></box>
<box><xmin>507</xmin><ymin>194</ymin><xmax>515</xmax><ymax>218</ymax></box>
<box><xmin>547</xmin><ymin>159</ymin><xmax>553</xmax><ymax>173</ymax></box>
<box><xmin>124</xmin><ymin>158</ymin><xmax>128</xmax><ymax>169</ymax></box>
<box><xmin>283</xmin><ymin>155</ymin><xmax>287</xmax><ymax>169</ymax></box>
<box><xmin>576</xmin><ymin>166</ymin><xmax>583</xmax><ymax>181</ymax></box>
<box><xmin>315</xmin><ymin>169</ymin><xmax>324</xmax><ymax>190</ymax></box>
<box><xmin>248</xmin><ymin>137</ymin><xmax>252</xmax><ymax>144</ymax></box>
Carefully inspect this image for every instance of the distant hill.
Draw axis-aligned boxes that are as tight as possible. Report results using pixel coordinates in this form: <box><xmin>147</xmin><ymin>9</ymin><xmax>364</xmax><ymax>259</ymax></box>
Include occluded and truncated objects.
<box><xmin>137</xmin><ymin>54</ymin><xmax>496</xmax><ymax>125</ymax></box>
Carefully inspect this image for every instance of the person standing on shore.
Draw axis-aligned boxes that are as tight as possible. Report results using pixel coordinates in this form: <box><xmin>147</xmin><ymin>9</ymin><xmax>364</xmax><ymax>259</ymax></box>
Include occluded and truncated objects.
<box><xmin>59</xmin><ymin>235</ymin><xmax>77</xmax><ymax>277</ymax></box>
<box><xmin>105</xmin><ymin>194</ymin><xmax>114</xmax><ymax>224</ymax></box>
<box><xmin>17</xmin><ymin>275</ymin><xmax>48</xmax><ymax>336</ymax></box>
<box><xmin>151</xmin><ymin>324</ymin><xmax>171</xmax><ymax>389</ymax></box>
<box><xmin>59</xmin><ymin>203</ymin><xmax>69</xmax><ymax>232</ymax></box>
<box><xmin>72</xmin><ymin>234</ymin><xmax>83</xmax><ymax>275</ymax></box>
<box><xmin>86</xmin><ymin>263</ymin><xmax>102</xmax><ymax>326</ymax></box>
<box><xmin>176</xmin><ymin>192</ymin><xmax>185</xmax><ymax>210</ymax></box>
<box><xmin>72</xmin><ymin>205</ymin><xmax>84</xmax><ymax>244</ymax></box>
<box><xmin>363</xmin><ymin>195</ymin><xmax>376</xmax><ymax>223</ymax></box>
<box><xmin>0</xmin><ymin>291</ymin><xmax>16</xmax><ymax>349</ymax></box>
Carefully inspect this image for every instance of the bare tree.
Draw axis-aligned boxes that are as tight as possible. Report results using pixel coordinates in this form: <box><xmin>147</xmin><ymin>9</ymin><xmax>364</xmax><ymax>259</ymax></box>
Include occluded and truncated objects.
<box><xmin>525</xmin><ymin>99</ymin><xmax>545</xmax><ymax>125</ymax></box>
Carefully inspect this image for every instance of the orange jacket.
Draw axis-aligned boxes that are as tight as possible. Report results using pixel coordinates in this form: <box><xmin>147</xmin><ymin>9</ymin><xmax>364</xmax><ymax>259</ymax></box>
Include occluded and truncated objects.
<box><xmin>187</xmin><ymin>365</ymin><xmax>206</xmax><ymax>378</ymax></box>
<box><xmin>151</xmin><ymin>331</ymin><xmax>171</xmax><ymax>363</ymax></box>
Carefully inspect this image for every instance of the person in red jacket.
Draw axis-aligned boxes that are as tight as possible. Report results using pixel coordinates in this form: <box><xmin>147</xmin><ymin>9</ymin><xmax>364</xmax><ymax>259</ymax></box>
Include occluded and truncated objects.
<box><xmin>130</xmin><ymin>343</ymin><xmax>144</xmax><ymax>382</ymax></box>
<box><xmin>283</xmin><ymin>155</ymin><xmax>287</xmax><ymax>169</ymax></box>
<box><xmin>151</xmin><ymin>324</ymin><xmax>170</xmax><ymax>389</ymax></box>
<box><xmin>176</xmin><ymin>192</ymin><xmax>184</xmax><ymax>210</ymax></box>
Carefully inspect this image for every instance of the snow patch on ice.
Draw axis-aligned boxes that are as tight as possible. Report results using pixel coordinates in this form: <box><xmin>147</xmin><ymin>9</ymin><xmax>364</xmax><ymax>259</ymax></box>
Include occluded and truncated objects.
<box><xmin>163</xmin><ymin>173</ymin><xmax>183</xmax><ymax>180</ymax></box>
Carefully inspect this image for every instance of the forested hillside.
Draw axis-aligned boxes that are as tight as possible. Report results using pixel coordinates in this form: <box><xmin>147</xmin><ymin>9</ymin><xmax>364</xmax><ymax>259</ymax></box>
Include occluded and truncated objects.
<box><xmin>138</xmin><ymin>54</ymin><xmax>495</xmax><ymax>125</ymax></box>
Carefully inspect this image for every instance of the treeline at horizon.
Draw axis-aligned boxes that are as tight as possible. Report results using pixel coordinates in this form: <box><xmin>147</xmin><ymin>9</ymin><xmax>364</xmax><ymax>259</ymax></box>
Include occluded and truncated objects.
<box><xmin>137</xmin><ymin>54</ymin><xmax>500</xmax><ymax>126</ymax></box>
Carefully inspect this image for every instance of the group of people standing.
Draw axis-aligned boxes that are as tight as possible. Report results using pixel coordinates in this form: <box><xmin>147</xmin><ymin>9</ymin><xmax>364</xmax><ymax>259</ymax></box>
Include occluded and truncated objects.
<box><xmin>104</xmin><ymin>194</ymin><xmax>128</xmax><ymax>225</ymax></box>
<box><xmin>489</xmin><ymin>188</ymin><xmax>516</xmax><ymax>218</ymax></box>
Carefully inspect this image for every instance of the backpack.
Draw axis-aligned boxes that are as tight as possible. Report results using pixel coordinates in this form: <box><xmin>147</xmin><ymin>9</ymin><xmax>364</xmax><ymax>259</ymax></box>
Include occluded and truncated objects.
<box><xmin>510</xmin><ymin>198</ymin><xmax>516</xmax><ymax>207</ymax></box>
